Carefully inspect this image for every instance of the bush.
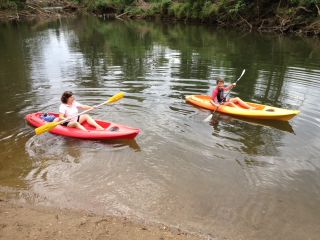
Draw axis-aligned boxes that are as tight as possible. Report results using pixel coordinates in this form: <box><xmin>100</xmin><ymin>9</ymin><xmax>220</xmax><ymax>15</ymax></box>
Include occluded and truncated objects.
<box><xmin>290</xmin><ymin>0</ymin><xmax>320</xmax><ymax>6</ymax></box>
<box><xmin>0</xmin><ymin>0</ymin><xmax>26</xmax><ymax>10</ymax></box>
<box><xmin>84</xmin><ymin>0</ymin><xmax>135</xmax><ymax>12</ymax></box>
<box><xmin>201</xmin><ymin>2</ymin><xmax>219</xmax><ymax>19</ymax></box>
<box><xmin>160</xmin><ymin>0</ymin><xmax>172</xmax><ymax>14</ymax></box>
<box><xmin>124</xmin><ymin>5</ymin><xmax>145</xmax><ymax>15</ymax></box>
<box><xmin>227</xmin><ymin>0</ymin><xmax>246</xmax><ymax>15</ymax></box>
<box><xmin>168</xmin><ymin>2</ymin><xmax>191</xmax><ymax>19</ymax></box>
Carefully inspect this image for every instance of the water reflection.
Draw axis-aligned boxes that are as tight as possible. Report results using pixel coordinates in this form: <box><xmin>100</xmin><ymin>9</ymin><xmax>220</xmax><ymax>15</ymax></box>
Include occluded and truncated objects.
<box><xmin>210</xmin><ymin>114</ymin><xmax>295</xmax><ymax>134</ymax></box>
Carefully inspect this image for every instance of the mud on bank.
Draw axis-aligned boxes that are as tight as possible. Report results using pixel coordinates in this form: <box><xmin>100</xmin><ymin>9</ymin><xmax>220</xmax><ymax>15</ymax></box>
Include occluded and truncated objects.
<box><xmin>0</xmin><ymin>199</ymin><xmax>205</xmax><ymax>240</ymax></box>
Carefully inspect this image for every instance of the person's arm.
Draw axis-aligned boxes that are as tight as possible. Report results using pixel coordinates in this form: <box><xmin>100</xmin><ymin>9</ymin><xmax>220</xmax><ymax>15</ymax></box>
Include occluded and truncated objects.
<box><xmin>212</xmin><ymin>88</ymin><xmax>218</xmax><ymax>101</ymax></box>
<box><xmin>225</xmin><ymin>83</ymin><xmax>236</xmax><ymax>91</ymax></box>
<box><xmin>211</xmin><ymin>88</ymin><xmax>220</xmax><ymax>105</ymax></box>
<box><xmin>78</xmin><ymin>104</ymin><xmax>94</xmax><ymax>110</ymax></box>
<box><xmin>58</xmin><ymin>104</ymin><xmax>66</xmax><ymax>121</ymax></box>
<box><xmin>76</xmin><ymin>101</ymin><xmax>94</xmax><ymax>110</ymax></box>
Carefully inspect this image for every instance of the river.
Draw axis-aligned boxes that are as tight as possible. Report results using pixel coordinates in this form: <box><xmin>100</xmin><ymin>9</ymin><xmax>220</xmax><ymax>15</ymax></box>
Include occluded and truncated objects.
<box><xmin>0</xmin><ymin>16</ymin><xmax>319</xmax><ymax>239</ymax></box>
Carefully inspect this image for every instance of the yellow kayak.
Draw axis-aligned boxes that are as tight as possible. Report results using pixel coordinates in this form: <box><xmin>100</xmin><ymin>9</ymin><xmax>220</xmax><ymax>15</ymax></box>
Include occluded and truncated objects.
<box><xmin>185</xmin><ymin>95</ymin><xmax>300</xmax><ymax>121</ymax></box>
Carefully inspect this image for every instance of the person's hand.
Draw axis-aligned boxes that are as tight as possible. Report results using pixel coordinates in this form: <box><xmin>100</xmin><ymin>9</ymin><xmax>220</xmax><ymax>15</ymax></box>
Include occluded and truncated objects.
<box><xmin>210</xmin><ymin>100</ymin><xmax>219</xmax><ymax>107</ymax></box>
<box><xmin>232</xmin><ymin>83</ymin><xmax>236</xmax><ymax>87</ymax></box>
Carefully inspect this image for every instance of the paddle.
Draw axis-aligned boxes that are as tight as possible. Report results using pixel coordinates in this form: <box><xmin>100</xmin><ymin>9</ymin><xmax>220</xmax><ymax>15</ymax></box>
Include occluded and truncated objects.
<box><xmin>35</xmin><ymin>92</ymin><xmax>125</xmax><ymax>135</ymax></box>
<box><xmin>204</xmin><ymin>69</ymin><xmax>246</xmax><ymax>122</ymax></box>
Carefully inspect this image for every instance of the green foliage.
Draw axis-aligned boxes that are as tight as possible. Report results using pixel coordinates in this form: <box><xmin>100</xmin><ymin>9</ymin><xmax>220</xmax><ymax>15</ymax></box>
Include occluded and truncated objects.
<box><xmin>83</xmin><ymin>0</ymin><xmax>135</xmax><ymax>12</ymax></box>
<box><xmin>0</xmin><ymin>0</ymin><xmax>25</xmax><ymax>10</ymax></box>
<box><xmin>201</xmin><ymin>2</ymin><xmax>219</xmax><ymax>19</ymax></box>
<box><xmin>227</xmin><ymin>0</ymin><xmax>246</xmax><ymax>15</ymax></box>
<box><xmin>0</xmin><ymin>1</ymin><xmax>17</xmax><ymax>10</ymax></box>
<box><xmin>168</xmin><ymin>2</ymin><xmax>190</xmax><ymax>19</ymax></box>
<box><xmin>124</xmin><ymin>5</ymin><xmax>145</xmax><ymax>15</ymax></box>
<box><xmin>166</xmin><ymin>0</ymin><xmax>249</xmax><ymax>20</ymax></box>
<box><xmin>2</xmin><ymin>0</ymin><xmax>318</xmax><ymax>26</ymax></box>
<box><xmin>160</xmin><ymin>0</ymin><xmax>172</xmax><ymax>14</ymax></box>
<box><xmin>290</xmin><ymin>0</ymin><xmax>320</xmax><ymax>6</ymax></box>
<box><xmin>167</xmin><ymin>1</ymin><xmax>219</xmax><ymax>19</ymax></box>
<box><xmin>142</xmin><ymin>0</ymin><xmax>172</xmax><ymax>16</ymax></box>
<box><xmin>161</xmin><ymin>0</ymin><xmax>171</xmax><ymax>8</ymax></box>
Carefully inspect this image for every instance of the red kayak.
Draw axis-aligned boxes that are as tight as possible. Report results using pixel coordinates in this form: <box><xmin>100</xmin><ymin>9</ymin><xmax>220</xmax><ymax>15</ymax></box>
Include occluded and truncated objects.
<box><xmin>26</xmin><ymin>112</ymin><xmax>140</xmax><ymax>140</ymax></box>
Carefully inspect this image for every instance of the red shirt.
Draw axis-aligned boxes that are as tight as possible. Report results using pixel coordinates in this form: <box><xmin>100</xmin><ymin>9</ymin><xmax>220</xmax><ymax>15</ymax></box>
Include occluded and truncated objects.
<box><xmin>212</xmin><ymin>87</ymin><xmax>226</xmax><ymax>103</ymax></box>
<box><xmin>212</xmin><ymin>85</ymin><xmax>233</xmax><ymax>103</ymax></box>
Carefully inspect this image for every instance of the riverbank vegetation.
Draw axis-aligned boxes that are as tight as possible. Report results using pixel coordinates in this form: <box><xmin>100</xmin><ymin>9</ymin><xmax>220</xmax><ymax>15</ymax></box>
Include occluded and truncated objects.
<box><xmin>1</xmin><ymin>0</ymin><xmax>319</xmax><ymax>35</ymax></box>
<box><xmin>83</xmin><ymin>0</ymin><xmax>320</xmax><ymax>35</ymax></box>
<box><xmin>0</xmin><ymin>0</ymin><xmax>78</xmax><ymax>21</ymax></box>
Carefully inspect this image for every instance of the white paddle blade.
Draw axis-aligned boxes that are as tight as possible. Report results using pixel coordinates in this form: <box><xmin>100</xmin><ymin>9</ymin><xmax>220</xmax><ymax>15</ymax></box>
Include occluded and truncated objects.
<box><xmin>237</xmin><ymin>69</ymin><xmax>246</xmax><ymax>82</ymax></box>
<box><xmin>203</xmin><ymin>114</ymin><xmax>213</xmax><ymax>122</ymax></box>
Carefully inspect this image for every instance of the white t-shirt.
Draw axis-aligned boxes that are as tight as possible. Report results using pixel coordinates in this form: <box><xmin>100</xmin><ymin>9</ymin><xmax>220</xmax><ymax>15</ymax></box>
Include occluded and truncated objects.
<box><xmin>59</xmin><ymin>101</ymin><xmax>83</xmax><ymax>122</ymax></box>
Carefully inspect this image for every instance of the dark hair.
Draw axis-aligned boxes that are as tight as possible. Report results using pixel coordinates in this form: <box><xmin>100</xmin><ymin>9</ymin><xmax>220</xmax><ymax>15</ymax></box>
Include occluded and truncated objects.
<box><xmin>216</xmin><ymin>77</ymin><xmax>224</xmax><ymax>85</ymax></box>
<box><xmin>61</xmin><ymin>91</ymin><xmax>73</xmax><ymax>104</ymax></box>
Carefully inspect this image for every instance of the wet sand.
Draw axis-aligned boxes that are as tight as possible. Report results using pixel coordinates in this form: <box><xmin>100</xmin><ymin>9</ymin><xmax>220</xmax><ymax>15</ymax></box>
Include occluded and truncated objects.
<box><xmin>0</xmin><ymin>198</ymin><xmax>204</xmax><ymax>240</ymax></box>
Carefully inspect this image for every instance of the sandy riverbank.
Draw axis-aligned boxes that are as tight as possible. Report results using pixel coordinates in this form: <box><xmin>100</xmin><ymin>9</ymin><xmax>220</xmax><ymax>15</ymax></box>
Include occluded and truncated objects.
<box><xmin>0</xmin><ymin>198</ymin><xmax>205</xmax><ymax>240</ymax></box>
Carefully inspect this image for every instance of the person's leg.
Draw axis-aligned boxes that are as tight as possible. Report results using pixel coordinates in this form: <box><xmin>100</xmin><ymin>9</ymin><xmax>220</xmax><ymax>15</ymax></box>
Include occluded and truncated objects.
<box><xmin>229</xmin><ymin>97</ymin><xmax>255</xmax><ymax>109</ymax></box>
<box><xmin>67</xmin><ymin>122</ymin><xmax>88</xmax><ymax>131</ymax></box>
<box><xmin>224</xmin><ymin>101</ymin><xmax>241</xmax><ymax>108</ymax></box>
<box><xmin>79</xmin><ymin>114</ymin><xmax>104</xmax><ymax>130</ymax></box>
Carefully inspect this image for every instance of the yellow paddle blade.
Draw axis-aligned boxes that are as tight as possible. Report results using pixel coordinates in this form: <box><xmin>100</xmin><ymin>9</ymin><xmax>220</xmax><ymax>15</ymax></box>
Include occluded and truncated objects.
<box><xmin>35</xmin><ymin>121</ymin><xmax>60</xmax><ymax>135</ymax></box>
<box><xmin>105</xmin><ymin>92</ymin><xmax>125</xmax><ymax>104</ymax></box>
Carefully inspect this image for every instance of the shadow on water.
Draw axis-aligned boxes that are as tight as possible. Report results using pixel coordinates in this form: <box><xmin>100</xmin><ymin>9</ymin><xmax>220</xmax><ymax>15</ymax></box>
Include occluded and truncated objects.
<box><xmin>27</xmin><ymin>132</ymin><xmax>141</xmax><ymax>157</ymax></box>
<box><xmin>208</xmin><ymin>112</ymin><xmax>295</xmax><ymax>157</ymax></box>
<box><xmin>72</xmin><ymin>138</ymin><xmax>142</xmax><ymax>152</ymax></box>
<box><xmin>209</xmin><ymin>113</ymin><xmax>295</xmax><ymax>134</ymax></box>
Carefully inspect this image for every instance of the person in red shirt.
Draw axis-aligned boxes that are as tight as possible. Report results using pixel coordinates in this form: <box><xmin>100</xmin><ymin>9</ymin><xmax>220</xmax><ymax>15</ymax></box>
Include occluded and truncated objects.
<box><xmin>210</xmin><ymin>77</ymin><xmax>255</xmax><ymax>109</ymax></box>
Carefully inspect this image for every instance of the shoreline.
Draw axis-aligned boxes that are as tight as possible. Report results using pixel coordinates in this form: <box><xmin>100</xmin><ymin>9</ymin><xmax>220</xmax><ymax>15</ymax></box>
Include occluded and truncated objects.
<box><xmin>0</xmin><ymin>197</ymin><xmax>206</xmax><ymax>240</ymax></box>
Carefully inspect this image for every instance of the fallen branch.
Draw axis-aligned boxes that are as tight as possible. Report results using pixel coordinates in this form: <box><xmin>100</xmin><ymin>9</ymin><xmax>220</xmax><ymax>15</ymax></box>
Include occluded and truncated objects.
<box><xmin>258</xmin><ymin>19</ymin><xmax>266</xmax><ymax>32</ymax></box>
<box><xmin>316</xmin><ymin>4</ymin><xmax>320</xmax><ymax>16</ymax></box>
<box><xmin>116</xmin><ymin>11</ymin><xmax>129</xmax><ymax>19</ymax></box>
<box><xmin>27</xmin><ymin>4</ymin><xmax>50</xmax><ymax>16</ymax></box>
<box><xmin>239</xmin><ymin>15</ymin><xmax>252</xmax><ymax>31</ymax></box>
<box><xmin>296</xmin><ymin>6</ymin><xmax>312</xmax><ymax>13</ymax></box>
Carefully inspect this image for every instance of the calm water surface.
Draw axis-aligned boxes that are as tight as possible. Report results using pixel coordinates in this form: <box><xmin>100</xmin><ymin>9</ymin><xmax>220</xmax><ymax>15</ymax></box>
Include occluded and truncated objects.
<box><xmin>1</xmin><ymin>17</ymin><xmax>320</xmax><ymax>239</ymax></box>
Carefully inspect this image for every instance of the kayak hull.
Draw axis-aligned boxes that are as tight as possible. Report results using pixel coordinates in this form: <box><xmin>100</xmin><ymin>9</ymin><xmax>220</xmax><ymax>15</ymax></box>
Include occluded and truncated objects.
<box><xmin>26</xmin><ymin>112</ymin><xmax>141</xmax><ymax>140</ymax></box>
<box><xmin>185</xmin><ymin>95</ymin><xmax>300</xmax><ymax>121</ymax></box>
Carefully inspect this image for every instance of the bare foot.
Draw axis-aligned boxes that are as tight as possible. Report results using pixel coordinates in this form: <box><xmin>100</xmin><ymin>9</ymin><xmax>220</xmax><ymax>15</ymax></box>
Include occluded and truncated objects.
<box><xmin>96</xmin><ymin>126</ymin><xmax>104</xmax><ymax>130</ymax></box>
